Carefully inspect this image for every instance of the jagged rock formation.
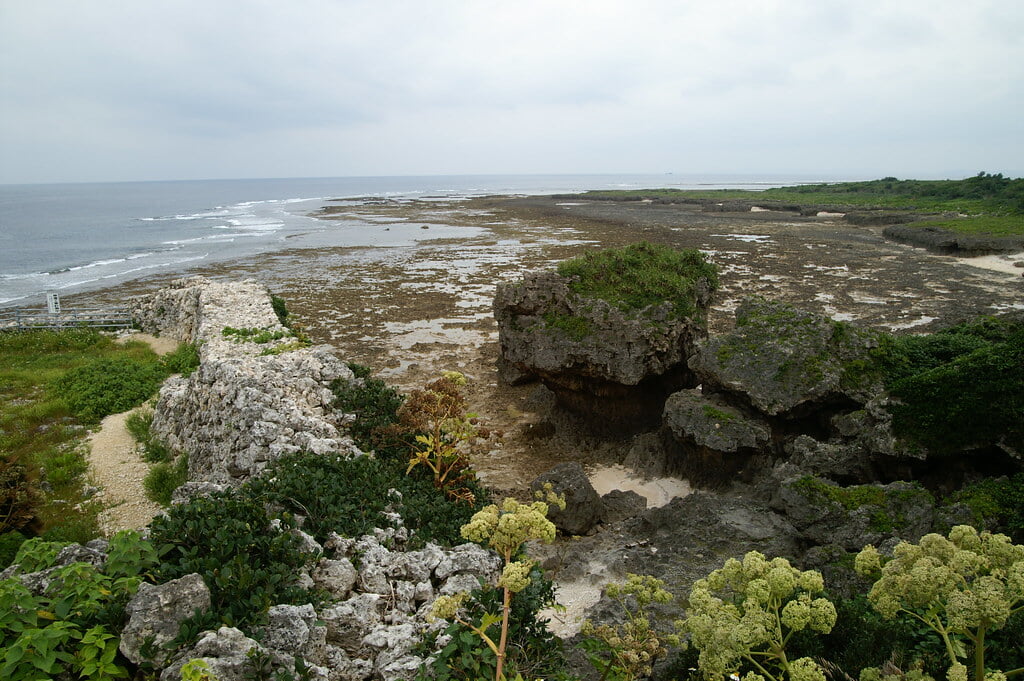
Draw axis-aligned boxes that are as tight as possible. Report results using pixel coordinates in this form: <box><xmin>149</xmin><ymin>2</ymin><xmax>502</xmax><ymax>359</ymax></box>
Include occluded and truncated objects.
<box><xmin>494</xmin><ymin>262</ymin><xmax>714</xmax><ymax>433</ymax></box>
<box><xmin>130</xmin><ymin>277</ymin><xmax>361</xmax><ymax>484</ymax></box>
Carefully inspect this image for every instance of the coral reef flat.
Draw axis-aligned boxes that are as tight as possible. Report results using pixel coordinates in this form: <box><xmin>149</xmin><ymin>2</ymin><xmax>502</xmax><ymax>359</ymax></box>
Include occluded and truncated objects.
<box><xmin>68</xmin><ymin>194</ymin><xmax>1024</xmax><ymax>495</ymax></box>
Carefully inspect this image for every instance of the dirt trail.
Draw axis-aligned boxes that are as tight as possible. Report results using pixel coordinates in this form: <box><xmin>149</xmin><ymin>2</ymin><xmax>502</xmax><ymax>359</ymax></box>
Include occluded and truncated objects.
<box><xmin>89</xmin><ymin>409</ymin><xmax>163</xmax><ymax>534</ymax></box>
<box><xmin>87</xmin><ymin>333</ymin><xmax>176</xmax><ymax>535</ymax></box>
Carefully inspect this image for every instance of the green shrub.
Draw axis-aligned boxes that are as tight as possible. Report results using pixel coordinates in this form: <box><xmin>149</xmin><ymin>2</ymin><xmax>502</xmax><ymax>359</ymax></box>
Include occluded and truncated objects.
<box><xmin>951</xmin><ymin>473</ymin><xmax>1024</xmax><ymax>542</ymax></box>
<box><xmin>0</xmin><ymin>531</ymin><xmax>156</xmax><ymax>681</ymax></box>
<box><xmin>143</xmin><ymin>455</ymin><xmax>188</xmax><ymax>506</ymax></box>
<box><xmin>149</xmin><ymin>490</ymin><xmax>315</xmax><ymax>633</ymax></box>
<box><xmin>160</xmin><ymin>342</ymin><xmax>200</xmax><ymax>377</ymax></box>
<box><xmin>270</xmin><ymin>295</ymin><xmax>290</xmax><ymax>327</ymax></box>
<box><xmin>331</xmin><ymin>364</ymin><xmax>406</xmax><ymax>457</ymax></box>
<box><xmin>246</xmin><ymin>452</ymin><xmax>483</xmax><ymax>548</ymax></box>
<box><xmin>886</xmin><ymin>325</ymin><xmax>1023</xmax><ymax>455</ymax></box>
<box><xmin>421</xmin><ymin>568</ymin><xmax>563</xmax><ymax>681</ymax></box>
<box><xmin>53</xmin><ymin>358</ymin><xmax>167</xmax><ymax>423</ymax></box>
<box><xmin>555</xmin><ymin>242</ymin><xmax>719</xmax><ymax>322</ymax></box>
<box><xmin>125</xmin><ymin>410</ymin><xmax>171</xmax><ymax>463</ymax></box>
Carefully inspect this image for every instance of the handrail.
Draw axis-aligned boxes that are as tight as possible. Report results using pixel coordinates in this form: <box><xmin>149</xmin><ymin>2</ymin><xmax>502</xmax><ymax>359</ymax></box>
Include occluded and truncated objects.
<box><xmin>0</xmin><ymin>306</ymin><xmax>134</xmax><ymax>331</ymax></box>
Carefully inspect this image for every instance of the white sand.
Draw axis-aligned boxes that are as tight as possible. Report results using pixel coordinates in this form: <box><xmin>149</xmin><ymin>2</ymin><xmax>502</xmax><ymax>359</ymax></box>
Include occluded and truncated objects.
<box><xmin>955</xmin><ymin>252</ymin><xmax>1024</xmax><ymax>276</ymax></box>
<box><xmin>588</xmin><ymin>464</ymin><xmax>692</xmax><ymax>508</ymax></box>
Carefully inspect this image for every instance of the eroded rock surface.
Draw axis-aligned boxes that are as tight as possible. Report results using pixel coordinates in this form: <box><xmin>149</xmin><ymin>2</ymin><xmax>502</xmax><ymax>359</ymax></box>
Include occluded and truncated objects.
<box><xmin>494</xmin><ymin>264</ymin><xmax>713</xmax><ymax>432</ymax></box>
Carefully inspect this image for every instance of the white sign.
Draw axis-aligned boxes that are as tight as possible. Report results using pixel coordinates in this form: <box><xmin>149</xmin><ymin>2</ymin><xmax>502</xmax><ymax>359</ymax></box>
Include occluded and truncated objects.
<box><xmin>47</xmin><ymin>292</ymin><xmax>61</xmax><ymax>314</ymax></box>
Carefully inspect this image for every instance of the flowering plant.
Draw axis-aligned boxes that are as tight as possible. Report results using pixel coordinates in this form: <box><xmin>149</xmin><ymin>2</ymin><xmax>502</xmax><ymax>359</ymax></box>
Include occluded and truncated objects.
<box><xmin>681</xmin><ymin>551</ymin><xmax>836</xmax><ymax>681</ymax></box>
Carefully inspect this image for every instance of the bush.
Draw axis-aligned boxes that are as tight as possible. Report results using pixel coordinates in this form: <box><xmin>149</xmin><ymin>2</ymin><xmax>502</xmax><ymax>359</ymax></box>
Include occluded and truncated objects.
<box><xmin>866</xmin><ymin>317</ymin><xmax>1024</xmax><ymax>455</ymax></box>
<box><xmin>160</xmin><ymin>342</ymin><xmax>200</xmax><ymax>377</ymax></box>
<box><xmin>331</xmin><ymin>364</ymin><xmax>406</xmax><ymax>458</ymax></box>
<box><xmin>422</xmin><ymin>569</ymin><xmax>563</xmax><ymax>681</ymax></box>
<box><xmin>245</xmin><ymin>452</ymin><xmax>483</xmax><ymax>548</ymax></box>
<box><xmin>0</xmin><ymin>531</ymin><xmax>157</xmax><ymax>681</ymax></box>
<box><xmin>143</xmin><ymin>455</ymin><xmax>188</xmax><ymax>506</ymax></box>
<box><xmin>125</xmin><ymin>409</ymin><xmax>171</xmax><ymax>463</ymax></box>
<box><xmin>53</xmin><ymin>358</ymin><xmax>167</xmax><ymax>423</ymax></box>
<box><xmin>149</xmin><ymin>490</ymin><xmax>316</xmax><ymax>633</ymax></box>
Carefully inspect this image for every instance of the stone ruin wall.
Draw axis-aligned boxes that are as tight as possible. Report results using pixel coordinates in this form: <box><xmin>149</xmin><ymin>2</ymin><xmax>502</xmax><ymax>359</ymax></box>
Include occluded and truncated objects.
<box><xmin>128</xmin><ymin>276</ymin><xmax>361</xmax><ymax>485</ymax></box>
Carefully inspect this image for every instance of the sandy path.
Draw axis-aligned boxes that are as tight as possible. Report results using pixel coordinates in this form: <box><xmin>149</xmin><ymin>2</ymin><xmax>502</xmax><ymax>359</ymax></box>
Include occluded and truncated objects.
<box><xmin>89</xmin><ymin>409</ymin><xmax>163</xmax><ymax>534</ymax></box>
<box><xmin>87</xmin><ymin>333</ymin><xmax>177</xmax><ymax>535</ymax></box>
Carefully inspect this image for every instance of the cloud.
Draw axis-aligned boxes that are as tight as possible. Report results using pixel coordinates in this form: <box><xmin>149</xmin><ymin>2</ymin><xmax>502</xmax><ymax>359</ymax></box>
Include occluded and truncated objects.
<box><xmin>1</xmin><ymin>0</ymin><xmax>1022</xmax><ymax>182</ymax></box>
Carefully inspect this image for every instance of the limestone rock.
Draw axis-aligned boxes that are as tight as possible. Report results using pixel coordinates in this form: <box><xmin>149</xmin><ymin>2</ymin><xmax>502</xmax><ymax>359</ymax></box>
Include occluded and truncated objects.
<box><xmin>773</xmin><ymin>476</ymin><xmax>936</xmax><ymax>551</ymax></box>
<box><xmin>159</xmin><ymin>627</ymin><xmax>264</xmax><ymax>681</ymax></box>
<box><xmin>312</xmin><ymin>558</ymin><xmax>358</xmax><ymax>600</ymax></box>
<box><xmin>600</xmin><ymin>489</ymin><xmax>647</xmax><ymax>524</ymax></box>
<box><xmin>531</xmin><ymin>462</ymin><xmax>605</xmax><ymax>535</ymax></box>
<box><xmin>134</xmin><ymin>277</ymin><xmax>363</xmax><ymax>485</ymax></box>
<box><xmin>120</xmin><ymin>573</ymin><xmax>211</xmax><ymax>665</ymax></box>
<box><xmin>494</xmin><ymin>261</ymin><xmax>713</xmax><ymax>432</ymax></box>
<box><xmin>690</xmin><ymin>297</ymin><xmax>880</xmax><ymax>417</ymax></box>
<box><xmin>259</xmin><ymin>603</ymin><xmax>327</xmax><ymax>667</ymax></box>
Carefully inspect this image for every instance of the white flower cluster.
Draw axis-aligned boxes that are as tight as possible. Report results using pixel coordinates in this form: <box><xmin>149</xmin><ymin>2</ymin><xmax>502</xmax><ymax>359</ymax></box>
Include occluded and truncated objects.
<box><xmin>683</xmin><ymin>551</ymin><xmax>835</xmax><ymax>681</ymax></box>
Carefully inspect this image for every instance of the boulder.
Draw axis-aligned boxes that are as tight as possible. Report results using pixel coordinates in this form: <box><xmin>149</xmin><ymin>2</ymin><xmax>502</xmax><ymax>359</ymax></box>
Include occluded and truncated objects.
<box><xmin>159</xmin><ymin>627</ymin><xmax>265</xmax><ymax>681</ymax></box>
<box><xmin>600</xmin><ymin>489</ymin><xmax>647</xmax><ymax>524</ymax></box>
<box><xmin>689</xmin><ymin>297</ymin><xmax>880</xmax><ymax>417</ymax></box>
<box><xmin>772</xmin><ymin>476</ymin><xmax>936</xmax><ymax>551</ymax></box>
<box><xmin>531</xmin><ymin>462</ymin><xmax>604</xmax><ymax>535</ymax></box>
<box><xmin>493</xmin><ymin>246</ymin><xmax>716</xmax><ymax>433</ymax></box>
<box><xmin>259</xmin><ymin>603</ymin><xmax>327</xmax><ymax>667</ymax></box>
<box><xmin>120</xmin><ymin>573</ymin><xmax>211</xmax><ymax>665</ymax></box>
<box><xmin>661</xmin><ymin>389</ymin><xmax>771</xmax><ymax>486</ymax></box>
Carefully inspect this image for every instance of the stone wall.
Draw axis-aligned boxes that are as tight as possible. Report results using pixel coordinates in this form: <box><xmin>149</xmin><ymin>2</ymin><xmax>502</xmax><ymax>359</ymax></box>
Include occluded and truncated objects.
<box><xmin>130</xmin><ymin>277</ymin><xmax>361</xmax><ymax>485</ymax></box>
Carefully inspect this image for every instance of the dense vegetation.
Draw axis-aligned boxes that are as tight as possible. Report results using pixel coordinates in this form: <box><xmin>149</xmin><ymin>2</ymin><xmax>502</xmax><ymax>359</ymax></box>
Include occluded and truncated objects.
<box><xmin>0</xmin><ymin>329</ymin><xmax>197</xmax><ymax>546</ymax></box>
<box><xmin>543</xmin><ymin>242</ymin><xmax>719</xmax><ymax>339</ymax></box>
<box><xmin>579</xmin><ymin>172</ymin><xmax>1024</xmax><ymax>236</ymax></box>
<box><xmin>870</xmin><ymin>316</ymin><xmax>1024</xmax><ymax>456</ymax></box>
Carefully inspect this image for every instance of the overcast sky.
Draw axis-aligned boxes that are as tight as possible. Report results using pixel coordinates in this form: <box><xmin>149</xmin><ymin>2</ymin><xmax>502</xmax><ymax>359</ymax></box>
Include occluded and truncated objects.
<box><xmin>1</xmin><ymin>0</ymin><xmax>1022</xmax><ymax>184</ymax></box>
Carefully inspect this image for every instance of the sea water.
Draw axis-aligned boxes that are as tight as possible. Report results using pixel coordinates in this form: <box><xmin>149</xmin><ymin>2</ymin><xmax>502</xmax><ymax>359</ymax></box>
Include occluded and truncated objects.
<box><xmin>0</xmin><ymin>174</ymin><xmax>824</xmax><ymax>307</ymax></box>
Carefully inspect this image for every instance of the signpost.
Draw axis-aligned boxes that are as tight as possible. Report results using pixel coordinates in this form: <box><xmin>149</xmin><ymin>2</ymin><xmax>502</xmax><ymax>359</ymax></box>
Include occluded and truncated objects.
<box><xmin>46</xmin><ymin>292</ymin><xmax>61</xmax><ymax>314</ymax></box>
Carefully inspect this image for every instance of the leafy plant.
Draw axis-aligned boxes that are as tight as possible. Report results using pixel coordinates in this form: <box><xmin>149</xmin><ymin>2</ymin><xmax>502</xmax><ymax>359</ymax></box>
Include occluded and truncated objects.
<box><xmin>855</xmin><ymin>526</ymin><xmax>1024</xmax><ymax>681</ymax></box>
<box><xmin>330</xmin><ymin>364</ymin><xmax>406</xmax><ymax>457</ymax></box>
<box><xmin>402</xmin><ymin>372</ymin><xmax>484</xmax><ymax>504</ymax></box>
<box><xmin>125</xmin><ymin>409</ymin><xmax>172</xmax><ymax>463</ymax></box>
<box><xmin>868</xmin><ymin>318</ymin><xmax>1024</xmax><ymax>456</ymax></box>
<box><xmin>53</xmin><ymin>357</ymin><xmax>167</xmax><ymax>424</ymax></box>
<box><xmin>0</xmin><ymin>531</ymin><xmax>156</xmax><ymax>681</ymax></box>
<box><xmin>143</xmin><ymin>454</ymin><xmax>189</xmax><ymax>506</ymax></box>
<box><xmin>160</xmin><ymin>342</ymin><xmax>201</xmax><ymax>377</ymax></box>
<box><xmin>149</xmin><ymin>490</ymin><xmax>316</xmax><ymax>633</ymax></box>
<box><xmin>245</xmin><ymin>451</ymin><xmax>482</xmax><ymax>548</ymax></box>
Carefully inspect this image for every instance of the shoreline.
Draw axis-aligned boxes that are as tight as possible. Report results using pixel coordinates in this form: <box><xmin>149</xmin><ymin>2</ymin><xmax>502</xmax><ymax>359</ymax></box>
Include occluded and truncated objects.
<box><xmin>61</xmin><ymin>193</ymin><xmax>1024</xmax><ymax>497</ymax></box>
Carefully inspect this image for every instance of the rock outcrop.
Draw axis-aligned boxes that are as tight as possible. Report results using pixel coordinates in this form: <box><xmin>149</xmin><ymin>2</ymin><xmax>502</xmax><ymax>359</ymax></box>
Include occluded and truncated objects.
<box><xmin>131</xmin><ymin>277</ymin><xmax>361</xmax><ymax>484</ymax></box>
<box><xmin>101</xmin><ymin>517</ymin><xmax>502</xmax><ymax>681</ymax></box>
<box><xmin>494</xmin><ymin>251</ymin><xmax>715</xmax><ymax>433</ymax></box>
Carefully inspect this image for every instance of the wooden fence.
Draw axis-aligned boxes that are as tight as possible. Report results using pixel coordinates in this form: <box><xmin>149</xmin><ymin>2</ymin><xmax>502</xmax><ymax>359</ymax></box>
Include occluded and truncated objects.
<box><xmin>0</xmin><ymin>306</ymin><xmax>133</xmax><ymax>332</ymax></box>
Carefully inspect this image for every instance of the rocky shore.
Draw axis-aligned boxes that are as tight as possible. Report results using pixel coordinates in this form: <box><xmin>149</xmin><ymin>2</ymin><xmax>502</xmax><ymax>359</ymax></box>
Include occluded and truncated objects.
<box><xmin>43</xmin><ymin>192</ymin><xmax>1022</xmax><ymax>679</ymax></box>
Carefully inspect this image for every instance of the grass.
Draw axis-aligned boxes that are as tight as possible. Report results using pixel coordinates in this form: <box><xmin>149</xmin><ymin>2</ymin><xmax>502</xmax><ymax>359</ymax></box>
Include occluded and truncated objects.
<box><xmin>578</xmin><ymin>174</ymin><xmax>1024</xmax><ymax>237</ymax></box>
<box><xmin>0</xmin><ymin>329</ymin><xmax>170</xmax><ymax>539</ymax></box>
<box><xmin>555</xmin><ymin>242</ymin><xmax>719</xmax><ymax>323</ymax></box>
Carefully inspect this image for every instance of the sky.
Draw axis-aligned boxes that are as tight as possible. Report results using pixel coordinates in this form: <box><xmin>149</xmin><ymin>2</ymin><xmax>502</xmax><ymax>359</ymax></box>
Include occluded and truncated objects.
<box><xmin>1</xmin><ymin>0</ymin><xmax>1022</xmax><ymax>184</ymax></box>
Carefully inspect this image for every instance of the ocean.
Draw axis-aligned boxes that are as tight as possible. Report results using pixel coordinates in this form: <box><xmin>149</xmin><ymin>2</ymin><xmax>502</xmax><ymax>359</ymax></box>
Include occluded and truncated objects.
<box><xmin>0</xmin><ymin>174</ymin><xmax>828</xmax><ymax>308</ymax></box>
